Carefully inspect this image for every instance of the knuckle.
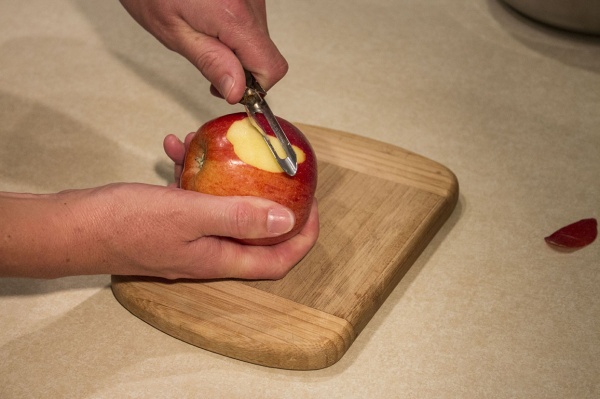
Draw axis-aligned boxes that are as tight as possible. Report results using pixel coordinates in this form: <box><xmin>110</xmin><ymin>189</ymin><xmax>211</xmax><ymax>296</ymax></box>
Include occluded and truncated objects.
<box><xmin>258</xmin><ymin>58</ymin><xmax>288</xmax><ymax>91</ymax></box>
<box><xmin>256</xmin><ymin>253</ymin><xmax>295</xmax><ymax>280</ymax></box>
<box><xmin>228</xmin><ymin>201</ymin><xmax>259</xmax><ymax>238</ymax></box>
<box><xmin>273</xmin><ymin>58</ymin><xmax>289</xmax><ymax>81</ymax></box>
<box><xmin>190</xmin><ymin>47</ymin><xmax>222</xmax><ymax>77</ymax></box>
<box><xmin>230</xmin><ymin>249</ymin><xmax>293</xmax><ymax>280</ymax></box>
<box><xmin>267</xmin><ymin>264</ymin><xmax>291</xmax><ymax>280</ymax></box>
<box><xmin>219</xmin><ymin>0</ymin><xmax>254</xmax><ymax>25</ymax></box>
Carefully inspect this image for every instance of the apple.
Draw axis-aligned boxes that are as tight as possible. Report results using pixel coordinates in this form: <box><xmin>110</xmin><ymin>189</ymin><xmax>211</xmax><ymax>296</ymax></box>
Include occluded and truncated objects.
<box><xmin>180</xmin><ymin>112</ymin><xmax>318</xmax><ymax>245</ymax></box>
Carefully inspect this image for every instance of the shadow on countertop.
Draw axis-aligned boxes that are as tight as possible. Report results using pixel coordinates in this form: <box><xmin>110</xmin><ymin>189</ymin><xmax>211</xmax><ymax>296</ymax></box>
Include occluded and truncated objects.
<box><xmin>0</xmin><ymin>91</ymin><xmax>133</xmax><ymax>193</ymax></box>
<box><xmin>0</xmin><ymin>275</ymin><xmax>109</xmax><ymax>296</ymax></box>
<box><xmin>69</xmin><ymin>0</ymin><xmax>229</xmax><ymax>124</ymax></box>
<box><xmin>0</xmin><ymin>286</ymin><xmax>226</xmax><ymax>398</ymax></box>
<box><xmin>487</xmin><ymin>0</ymin><xmax>600</xmax><ymax>72</ymax></box>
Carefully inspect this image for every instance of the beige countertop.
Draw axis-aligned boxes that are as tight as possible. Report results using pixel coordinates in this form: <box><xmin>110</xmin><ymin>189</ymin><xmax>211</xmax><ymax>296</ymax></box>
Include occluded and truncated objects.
<box><xmin>1</xmin><ymin>0</ymin><xmax>599</xmax><ymax>397</ymax></box>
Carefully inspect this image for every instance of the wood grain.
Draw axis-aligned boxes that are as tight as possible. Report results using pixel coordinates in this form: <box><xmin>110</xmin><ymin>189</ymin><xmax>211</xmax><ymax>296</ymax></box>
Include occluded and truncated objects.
<box><xmin>111</xmin><ymin>277</ymin><xmax>354</xmax><ymax>370</ymax></box>
<box><xmin>111</xmin><ymin>123</ymin><xmax>459</xmax><ymax>370</ymax></box>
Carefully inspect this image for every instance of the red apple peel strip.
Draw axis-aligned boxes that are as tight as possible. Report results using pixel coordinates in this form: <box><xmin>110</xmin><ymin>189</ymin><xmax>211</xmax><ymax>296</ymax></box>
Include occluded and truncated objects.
<box><xmin>544</xmin><ymin>218</ymin><xmax>597</xmax><ymax>248</ymax></box>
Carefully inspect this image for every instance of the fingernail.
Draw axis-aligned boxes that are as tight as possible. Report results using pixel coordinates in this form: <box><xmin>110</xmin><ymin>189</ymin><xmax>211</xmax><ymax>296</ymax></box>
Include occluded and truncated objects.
<box><xmin>267</xmin><ymin>208</ymin><xmax>294</xmax><ymax>235</ymax></box>
<box><xmin>218</xmin><ymin>74</ymin><xmax>234</xmax><ymax>101</ymax></box>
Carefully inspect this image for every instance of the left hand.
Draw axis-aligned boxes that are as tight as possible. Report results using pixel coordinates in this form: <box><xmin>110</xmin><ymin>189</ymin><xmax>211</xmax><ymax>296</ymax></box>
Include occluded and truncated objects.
<box><xmin>163</xmin><ymin>131</ymin><xmax>195</xmax><ymax>187</ymax></box>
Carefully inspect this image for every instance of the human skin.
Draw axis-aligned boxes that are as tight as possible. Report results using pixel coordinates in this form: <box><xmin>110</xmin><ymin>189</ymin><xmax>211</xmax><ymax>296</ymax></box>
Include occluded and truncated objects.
<box><xmin>119</xmin><ymin>0</ymin><xmax>289</xmax><ymax>103</ymax></box>
<box><xmin>0</xmin><ymin>134</ymin><xmax>318</xmax><ymax>280</ymax></box>
<box><xmin>0</xmin><ymin>1</ymin><xmax>313</xmax><ymax>280</ymax></box>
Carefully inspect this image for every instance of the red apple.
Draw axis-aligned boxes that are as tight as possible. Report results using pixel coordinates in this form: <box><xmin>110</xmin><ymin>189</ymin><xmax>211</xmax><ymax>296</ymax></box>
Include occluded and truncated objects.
<box><xmin>180</xmin><ymin>112</ymin><xmax>318</xmax><ymax>245</ymax></box>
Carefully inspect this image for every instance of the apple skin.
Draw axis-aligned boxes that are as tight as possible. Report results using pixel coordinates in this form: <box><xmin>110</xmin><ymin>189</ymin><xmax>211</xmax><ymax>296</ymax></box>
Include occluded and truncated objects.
<box><xmin>180</xmin><ymin>112</ymin><xmax>318</xmax><ymax>245</ymax></box>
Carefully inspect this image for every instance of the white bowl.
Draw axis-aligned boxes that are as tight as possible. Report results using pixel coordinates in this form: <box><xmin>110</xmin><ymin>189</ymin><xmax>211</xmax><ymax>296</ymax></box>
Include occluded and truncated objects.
<box><xmin>502</xmin><ymin>0</ymin><xmax>600</xmax><ymax>35</ymax></box>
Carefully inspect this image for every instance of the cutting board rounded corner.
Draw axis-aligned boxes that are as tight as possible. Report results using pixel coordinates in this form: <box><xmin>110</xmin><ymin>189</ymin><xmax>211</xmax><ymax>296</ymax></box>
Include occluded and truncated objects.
<box><xmin>111</xmin><ymin>275</ymin><xmax>356</xmax><ymax>370</ymax></box>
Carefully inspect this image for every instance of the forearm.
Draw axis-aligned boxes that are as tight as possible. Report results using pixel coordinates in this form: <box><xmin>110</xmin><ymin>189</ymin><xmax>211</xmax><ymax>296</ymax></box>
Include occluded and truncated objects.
<box><xmin>0</xmin><ymin>189</ymin><xmax>107</xmax><ymax>278</ymax></box>
<box><xmin>1</xmin><ymin>182</ymin><xmax>319</xmax><ymax>280</ymax></box>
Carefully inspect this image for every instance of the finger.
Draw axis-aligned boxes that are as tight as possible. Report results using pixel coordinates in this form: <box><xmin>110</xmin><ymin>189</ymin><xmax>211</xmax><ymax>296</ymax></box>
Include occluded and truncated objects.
<box><xmin>164</xmin><ymin>132</ymin><xmax>197</xmax><ymax>186</ymax></box>
<box><xmin>187</xmin><ymin>194</ymin><xmax>296</xmax><ymax>240</ymax></box>
<box><xmin>218</xmin><ymin>28</ymin><xmax>288</xmax><ymax>93</ymax></box>
<box><xmin>227</xmin><ymin>40</ymin><xmax>288</xmax><ymax>93</ymax></box>
<box><xmin>211</xmin><ymin>1</ymin><xmax>288</xmax><ymax>92</ymax></box>
<box><xmin>193</xmin><ymin>198</ymin><xmax>319</xmax><ymax>280</ymax></box>
<box><xmin>209</xmin><ymin>84</ymin><xmax>223</xmax><ymax>99</ymax></box>
<box><xmin>209</xmin><ymin>57</ymin><xmax>287</xmax><ymax>98</ymax></box>
<box><xmin>239</xmin><ymin>197</ymin><xmax>320</xmax><ymax>279</ymax></box>
<box><xmin>173</xmin><ymin>4</ymin><xmax>287</xmax><ymax>99</ymax></box>
<box><xmin>183</xmin><ymin>131</ymin><xmax>195</xmax><ymax>148</ymax></box>
<box><xmin>163</xmin><ymin>134</ymin><xmax>185</xmax><ymax>186</ymax></box>
<box><xmin>171</xmin><ymin>29</ymin><xmax>247</xmax><ymax>104</ymax></box>
<box><xmin>163</xmin><ymin>134</ymin><xmax>186</xmax><ymax>164</ymax></box>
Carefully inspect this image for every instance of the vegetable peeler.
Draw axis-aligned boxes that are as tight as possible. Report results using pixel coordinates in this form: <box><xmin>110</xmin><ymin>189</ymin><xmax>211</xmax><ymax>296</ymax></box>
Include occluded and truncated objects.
<box><xmin>239</xmin><ymin>70</ymin><xmax>298</xmax><ymax>176</ymax></box>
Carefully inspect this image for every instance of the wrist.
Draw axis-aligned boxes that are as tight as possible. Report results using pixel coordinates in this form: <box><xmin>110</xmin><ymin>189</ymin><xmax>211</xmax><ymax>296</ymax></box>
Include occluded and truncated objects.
<box><xmin>0</xmin><ymin>189</ymin><xmax>109</xmax><ymax>278</ymax></box>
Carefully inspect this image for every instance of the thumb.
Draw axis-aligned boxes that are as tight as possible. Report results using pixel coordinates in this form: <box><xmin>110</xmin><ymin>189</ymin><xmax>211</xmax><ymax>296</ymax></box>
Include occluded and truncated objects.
<box><xmin>174</xmin><ymin>30</ymin><xmax>246</xmax><ymax>104</ymax></box>
<box><xmin>189</xmin><ymin>194</ymin><xmax>295</xmax><ymax>240</ymax></box>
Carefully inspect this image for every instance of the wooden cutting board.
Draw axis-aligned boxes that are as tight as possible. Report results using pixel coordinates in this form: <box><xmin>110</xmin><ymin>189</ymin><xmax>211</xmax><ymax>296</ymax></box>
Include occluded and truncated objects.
<box><xmin>111</xmin><ymin>123</ymin><xmax>459</xmax><ymax>370</ymax></box>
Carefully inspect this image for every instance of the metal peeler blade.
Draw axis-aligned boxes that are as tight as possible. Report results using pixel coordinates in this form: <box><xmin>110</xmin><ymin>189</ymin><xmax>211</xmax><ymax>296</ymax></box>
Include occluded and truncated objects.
<box><xmin>239</xmin><ymin>70</ymin><xmax>298</xmax><ymax>176</ymax></box>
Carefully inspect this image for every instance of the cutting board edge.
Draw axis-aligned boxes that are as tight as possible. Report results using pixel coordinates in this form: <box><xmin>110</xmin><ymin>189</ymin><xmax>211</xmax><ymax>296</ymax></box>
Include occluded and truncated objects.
<box><xmin>111</xmin><ymin>276</ymin><xmax>356</xmax><ymax>370</ymax></box>
<box><xmin>348</xmin><ymin>187</ymin><xmax>459</xmax><ymax>335</ymax></box>
<box><xmin>298</xmin><ymin>122</ymin><xmax>459</xmax><ymax>199</ymax></box>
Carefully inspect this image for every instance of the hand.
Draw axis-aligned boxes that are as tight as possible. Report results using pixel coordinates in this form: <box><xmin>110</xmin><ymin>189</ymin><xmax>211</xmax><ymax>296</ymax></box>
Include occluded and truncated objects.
<box><xmin>87</xmin><ymin>183</ymin><xmax>320</xmax><ymax>280</ymax></box>
<box><xmin>0</xmin><ymin>131</ymin><xmax>318</xmax><ymax>280</ymax></box>
<box><xmin>0</xmin><ymin>184</ymin><xmax>319</xmax><ymax>280</ymax></box>
<box><xmin>163</xmin><ymin>131</ymin><xmax>196</xmax><ymax>188</ymax></box>
<box><xmin>120</xmin><ymin>0</ymin><xmax>289</xmax><ymax>103</ymax></box>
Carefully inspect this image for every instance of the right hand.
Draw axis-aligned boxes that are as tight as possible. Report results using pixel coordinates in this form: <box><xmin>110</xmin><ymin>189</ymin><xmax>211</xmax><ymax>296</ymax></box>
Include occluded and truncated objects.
<box><xmin>119</xmin><ymin>0</ymin><xmax>289</xmax><ymax>104</ymax></box>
